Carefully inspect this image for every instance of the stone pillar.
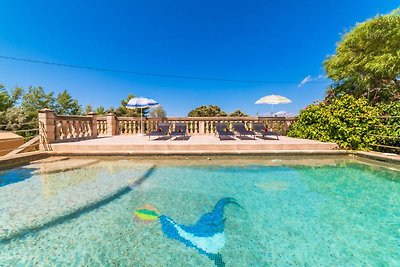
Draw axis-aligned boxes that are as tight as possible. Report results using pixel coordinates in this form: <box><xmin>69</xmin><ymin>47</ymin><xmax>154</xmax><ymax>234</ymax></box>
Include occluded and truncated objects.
<box><xmin>106</xmin><ymin>113</ymin><xmax>117</xmax><ymax>136</ymax></box>
<box><xmin>88</xmin><ymin>112</ymin><xmax>98</xmax><ymax>138</ymax></box>
<box><xmin>198</xmin><ymin>121</ymin><xmax>205</xmax><ymax>135</ymax></box>
<box><xmin>38</xmin><ymin>109</ymin><xmax>55</xmax><ymax>150</ymax></box>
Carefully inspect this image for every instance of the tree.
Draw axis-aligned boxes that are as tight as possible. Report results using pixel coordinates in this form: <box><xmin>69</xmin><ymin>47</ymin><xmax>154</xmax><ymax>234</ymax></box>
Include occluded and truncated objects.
<box><xmin>149</xmin><ymin>105</ymin><xmax>167</xmax><ymax>118</ymax></box>
<box><xmin>106</xmin><ymin>107</ymin><xmax>115</xmax><ymax>114</ymax></box>
<box><xmin>55</xmin><ymin>90</ymin><xmax>82</xmax><ymax>115</ymax></box>
<box><xmin>11</xmin><ymin>86</ymin><xmax>22</xmax><ymax>105</ymax></box>
<box><xmin>1</xmin><ymin>85</ymin><xmax>14</xmax><ymax>112</ymax></box>
<box><xmin>0</xmin><ymin>107</ymin><xmax>32</xmax><ymax>139</ymax></box>
<box><xmin>21</xmin><ymin>86</ymin><xmax>56</xmax><ymax>119</ymax></box>
<box><xmin>229</xmin><ymin>109</ymin><xmax>248</xmax><ymax>117</ymax></box>
<box><xmin>84</xmin><ymin>104</ymin><xmax>93</xmax><ymax>114</ymax></box>
<box><xmin>115</xmin><ymin>94</ymin><xmax>149</xmax><ymax>117</ymax></box>
<box><xmin>324</xmin><ymin>9</ymin><xmax>400</xmax><ymax>104</ymax></box>
<box><xmin>188</xmin><ymin>105</ymin><xmax>227</xmax><ymax>117</ymax></box>
<box><xmin>96</xmin><ymin>106</ymin><xmax>107</xmax><ymax>115</ymax></box>
<box><xmin>0</xmin><ymin>85</ymin><xmax>22</xmax><ymax>112</ymax></box>
<box><xmin>1</xmin><ymin>85</ymin><xmax>40</xmax><ymax>139</ymax></box>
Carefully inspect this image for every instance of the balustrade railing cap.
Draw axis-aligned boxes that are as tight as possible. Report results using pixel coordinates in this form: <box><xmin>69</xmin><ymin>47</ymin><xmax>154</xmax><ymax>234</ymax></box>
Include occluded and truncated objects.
<box><xmin>39</xmin><ymin>108</ymin><xmax>54</xmax><ymax>113</ymax></box>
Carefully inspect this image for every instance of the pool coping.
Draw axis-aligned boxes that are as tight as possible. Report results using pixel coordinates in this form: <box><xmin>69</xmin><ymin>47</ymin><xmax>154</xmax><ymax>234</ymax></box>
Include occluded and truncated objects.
<box><xmin>0</xmin><ymin>150</ymin><xmax>399</xmax><ymax>170</ymax></box>
<box><xmin>49</xmin><ymin>149</ymin><xmax>348</xmax><ymax>156</ymax></box>
<box><xmin>0</xmin><ymin>151</ymin><xmax>50</xmax><ymax>171</ymax></box>
<box><xmin>353</xmin><ymin>151</ymin><xmax>400</xmax><ymax>165</ymax></box>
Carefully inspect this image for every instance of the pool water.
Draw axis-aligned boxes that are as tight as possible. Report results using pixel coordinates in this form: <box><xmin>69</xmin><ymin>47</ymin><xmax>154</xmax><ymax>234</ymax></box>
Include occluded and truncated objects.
<box><xmin>0</xmin><ymin>158</ymin><xmax>399</xmax><ymax>266</ymax></box>
<box><xmin>0</xmin><ymin>168</ymin><xmax>35</xmax><ymax>187</ymax></box>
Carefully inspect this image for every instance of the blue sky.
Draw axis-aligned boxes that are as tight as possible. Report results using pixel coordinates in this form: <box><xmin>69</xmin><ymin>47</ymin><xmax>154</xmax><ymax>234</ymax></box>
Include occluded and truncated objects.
<box><xmin>0</xmin><ymin>1</ymin><xmax>399</xmax><ymax>116</ymax></box>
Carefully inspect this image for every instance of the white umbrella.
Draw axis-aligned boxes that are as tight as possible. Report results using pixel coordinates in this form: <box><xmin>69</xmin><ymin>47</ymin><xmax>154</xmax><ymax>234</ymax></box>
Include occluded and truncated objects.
<box><xmin>255</xmin><ymin>94</ymin><xmax>291</xmax><ymax>116</ymax></box>
<box><xmin>126</xmin><ymin>97</ymin><xmax>159</xmax><ymax>134</ymax></box>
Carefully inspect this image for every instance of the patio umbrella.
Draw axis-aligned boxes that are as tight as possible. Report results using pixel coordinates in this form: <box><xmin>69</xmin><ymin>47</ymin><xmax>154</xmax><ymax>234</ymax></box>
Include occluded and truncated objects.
<box><xmin>126</xmin><ymin>97</ymin><xmax>159</xmax><ymax>134</ymax></box>
<box><xmin>255</xmin><ymin>94</ymin><xmax>292</xmax><ymax>116</ymax></box>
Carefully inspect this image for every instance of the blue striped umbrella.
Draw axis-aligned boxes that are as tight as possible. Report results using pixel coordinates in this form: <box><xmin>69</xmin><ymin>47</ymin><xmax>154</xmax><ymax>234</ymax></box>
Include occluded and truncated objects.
<box><xmin>126</xmin><ymin>97</ymin><xmax>159</xmax><ymax>134</ymax></box>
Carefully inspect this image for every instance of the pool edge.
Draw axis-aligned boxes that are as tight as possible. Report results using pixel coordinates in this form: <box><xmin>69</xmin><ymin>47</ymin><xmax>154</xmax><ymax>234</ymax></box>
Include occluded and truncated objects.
<box><xmin>1</xmin><ymin>150</ymin><xmax>398</xmax><ymax>171</ymax></box>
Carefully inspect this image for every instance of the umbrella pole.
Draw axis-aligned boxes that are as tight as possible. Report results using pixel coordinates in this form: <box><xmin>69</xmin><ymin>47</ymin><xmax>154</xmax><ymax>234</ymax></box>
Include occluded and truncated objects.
<box><xmin>141</xmin><ymin>108</ymin><xmax>143</xmax><ymax>135</ymax></box>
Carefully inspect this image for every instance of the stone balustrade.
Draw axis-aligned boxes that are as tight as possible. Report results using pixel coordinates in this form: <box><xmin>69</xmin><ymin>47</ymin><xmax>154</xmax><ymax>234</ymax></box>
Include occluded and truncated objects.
<box><xmin>54</xmin><ymin>115</ymin><xmax>93</xmax><ymax>140</ymax></box>
<box><xmin>39</xmin><ymin>109</ymin><xmax>297</xmax><ymax>149</ymax></box>
<box><xmin>39</xmin><ymin>109</ymin><xmax>98</xmax><ymax>149</ymax></box>
<box><xmin>105</xmin><ymin>116</ymin><xmax>297</xmax><ymax>135</ymax></box>
<box><xmin>97</xmin><ymin>117</ymin><xmax>107</xmax><ymax>135</ymax></box>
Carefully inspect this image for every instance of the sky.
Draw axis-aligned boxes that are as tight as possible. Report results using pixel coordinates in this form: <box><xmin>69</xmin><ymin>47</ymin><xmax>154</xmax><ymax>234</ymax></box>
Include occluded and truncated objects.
<box><xmin>0</xmin><ymin>1</ymin><xmax>399</xmax><ymax>116</ymax></box>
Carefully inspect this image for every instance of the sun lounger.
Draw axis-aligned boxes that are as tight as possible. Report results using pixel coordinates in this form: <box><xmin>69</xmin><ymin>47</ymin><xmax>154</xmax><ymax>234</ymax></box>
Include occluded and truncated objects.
<box><xmin>232</xmin><ymin>122</ymin><xmax>256</xmax><ymax>139</ymax></box>
<box><xmin>148</xmin><ymin>122</ymin><xmax>170</xmax><ymax>140</ymax></box>
<box><xmin>252</xmin><ymin>122</ymin><xmax>279</xmax><ymax>140</ymax></box>
<box><xmin>170</xmin><ymin>123</ymin><xmax>187</xmax><ymax>139</ymax></box>
<box><xmin>215</xmin><ymin>123</ymin><xmax>235</xmax><ymax>140</ymax></box>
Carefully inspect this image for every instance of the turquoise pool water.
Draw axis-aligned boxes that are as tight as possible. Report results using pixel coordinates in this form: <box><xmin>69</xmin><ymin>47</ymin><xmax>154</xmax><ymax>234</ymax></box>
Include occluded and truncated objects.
<box><xmin>0</xmin><ymin>157</ymin><xmax>399</xmax><ymax>266</ymax></box>
<box><xmin>0</xmin><ymin>168</ymin><xmax>34</xmax><ymax>187</ymax></box>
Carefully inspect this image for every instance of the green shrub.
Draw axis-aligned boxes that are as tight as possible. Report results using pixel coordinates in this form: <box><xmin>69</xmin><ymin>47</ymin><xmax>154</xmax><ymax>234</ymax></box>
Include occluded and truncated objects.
<box><xmin>288</xmin><ymin>95</ymin><xmax>380</xmax><ymax>150</ymax></box>
<box><xmin>374</xmin><ymin>102</ymin><xmax>400</xmax><ymax>150</ymax></box>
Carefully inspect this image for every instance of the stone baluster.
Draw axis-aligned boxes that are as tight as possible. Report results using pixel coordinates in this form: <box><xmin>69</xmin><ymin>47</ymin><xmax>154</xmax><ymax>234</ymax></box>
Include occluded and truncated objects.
<box><xmin>66</xmin><ymin>120</ymin><xmax>72</xmax><ymax>138</ymax></box>
<box><xmin>80</xmin><ymin>120</ymin><xmax>85</xmax><ymax>137</ymax></box>
<box><xmin>132</xmin><ymin>121</ymin><xmax>136</xmax><ymax>134</ymax></box>
<box><xmin>98</xmin><ymin>120</ymin><xmax>101</xmax><ymax>134</ymax></box>
<box><xmin>127</xmin><ymin>121</ymin><xmax>131</xmax><ymax>134</ymax></box>
<box><xmin>188</xmin><ymin>121</ymin><xmax>192</xmax><ymax>134</ymax></box>
<box><xmin>198</xmin><ymin>121</ymin><xmax>204</xmax><ymax>134</ymax></box>
<box><xmin>80</xmin><ymin>121</ymin><xmax>85</xmax><ymax>137</ymax></box>
<box><xmin>118</xmin><ymin>121</ymin><xmax>123</xmax><ymax>134</ymax></box>
<box><xmin>61</xmin><ymin>121</ymin><xmax>67</xmax><ymax>139</ymax></box>
<box><xmin>68</xmin><ymin>120</ymin><xmax>73</xmax><ymax>138</ymax></box>
<box><xmin>87</xmin><ymin>120</ymin><xmax>92</xmax><ymax>137</ymax></box>
<box><xmin>103</xmin><ymin>121</ymin><xmax>106</xmax><ymax>134</ymax></box>
<box><xmin>125</xmin><ymin>120</ymin><xmax>128</xmax><ymax>134</ymax></box>
<box><xmin>73</xmin><ymin>120</ymin><xmax>79</xmax><ymax>138</ymax></box>
<box><xmin>79</xmin><ymin>121</ymin><xmax>85</xmax><ymax>137</ymax></box>
<box><xmin>75</xmin><ymin>120</ymin><xmax>82</xmax><ymax>138</ymax></box>
<box><xmin>88</xmin><ymin>112</ymin><xmax>97</xmax><ymax>137</ymax></box>
<box><xmin>55</xmin><ymin>120</ymin><xmax>61</xmax><ymax>140</ymax></box>
<box><xmin>119</xmin><ymin>120</ymin><xmax>123</xmax><ymax>134</ymax></box>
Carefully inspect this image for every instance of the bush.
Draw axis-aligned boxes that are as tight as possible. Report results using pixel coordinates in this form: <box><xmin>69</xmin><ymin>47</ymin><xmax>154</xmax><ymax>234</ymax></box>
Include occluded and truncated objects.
<box><xmin>188</xmin><ymin>105</ymin><xmax>227</xmax><ymax>117</ymax></box>
<box><xmin>374</xmin><ymin>102</ymin><xmax>400</xmax><ymax>150</ymax></box>
<box><xmin>288</xmin><ymin>95</ymin><xmax>380</xmax><ymax>150</ymax></box>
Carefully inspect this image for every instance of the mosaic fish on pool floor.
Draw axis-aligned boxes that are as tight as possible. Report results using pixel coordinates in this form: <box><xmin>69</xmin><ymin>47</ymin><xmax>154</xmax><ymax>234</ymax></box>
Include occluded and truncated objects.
<box><xmin>134</xmin><ymin>197</ymin><xmax>241</xmax><ymax>267</ymax></box>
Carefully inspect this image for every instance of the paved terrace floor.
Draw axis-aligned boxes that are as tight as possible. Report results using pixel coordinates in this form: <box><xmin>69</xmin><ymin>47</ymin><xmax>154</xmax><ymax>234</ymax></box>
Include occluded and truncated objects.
<box><xmin>49</xmin><ymin>135</ymin><xmax>339</xmax><ymax>154</ymax></box>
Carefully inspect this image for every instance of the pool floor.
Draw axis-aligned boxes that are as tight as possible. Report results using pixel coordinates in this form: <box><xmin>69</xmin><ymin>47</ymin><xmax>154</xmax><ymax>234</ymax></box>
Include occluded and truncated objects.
<box><xmin>0</xmin><ymin>158</ymin><xmax>399</xmax><ymax>266</ymax></box>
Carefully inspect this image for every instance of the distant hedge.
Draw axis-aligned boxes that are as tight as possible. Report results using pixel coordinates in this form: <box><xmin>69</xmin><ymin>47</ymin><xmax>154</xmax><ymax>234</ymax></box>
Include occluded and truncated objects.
<box><xmin>287</xmin><ymin>94</ymin><xmax>399</xmax><ymax>150</ymax></box>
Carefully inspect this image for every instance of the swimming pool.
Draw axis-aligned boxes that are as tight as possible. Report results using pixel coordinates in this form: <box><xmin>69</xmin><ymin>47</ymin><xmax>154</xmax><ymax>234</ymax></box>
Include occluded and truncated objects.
<box><xmin>0</xmin><ymin>156</ymin><xmax>399</xmax><ymax>266</ymax></box>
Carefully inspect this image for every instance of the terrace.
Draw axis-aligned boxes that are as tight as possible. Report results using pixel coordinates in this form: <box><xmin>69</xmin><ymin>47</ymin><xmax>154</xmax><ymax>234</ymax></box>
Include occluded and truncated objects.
<box><xmin>38</xmin><ymin>109</ymin><xmax>338</xmax><ymax>155</ymax></box>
